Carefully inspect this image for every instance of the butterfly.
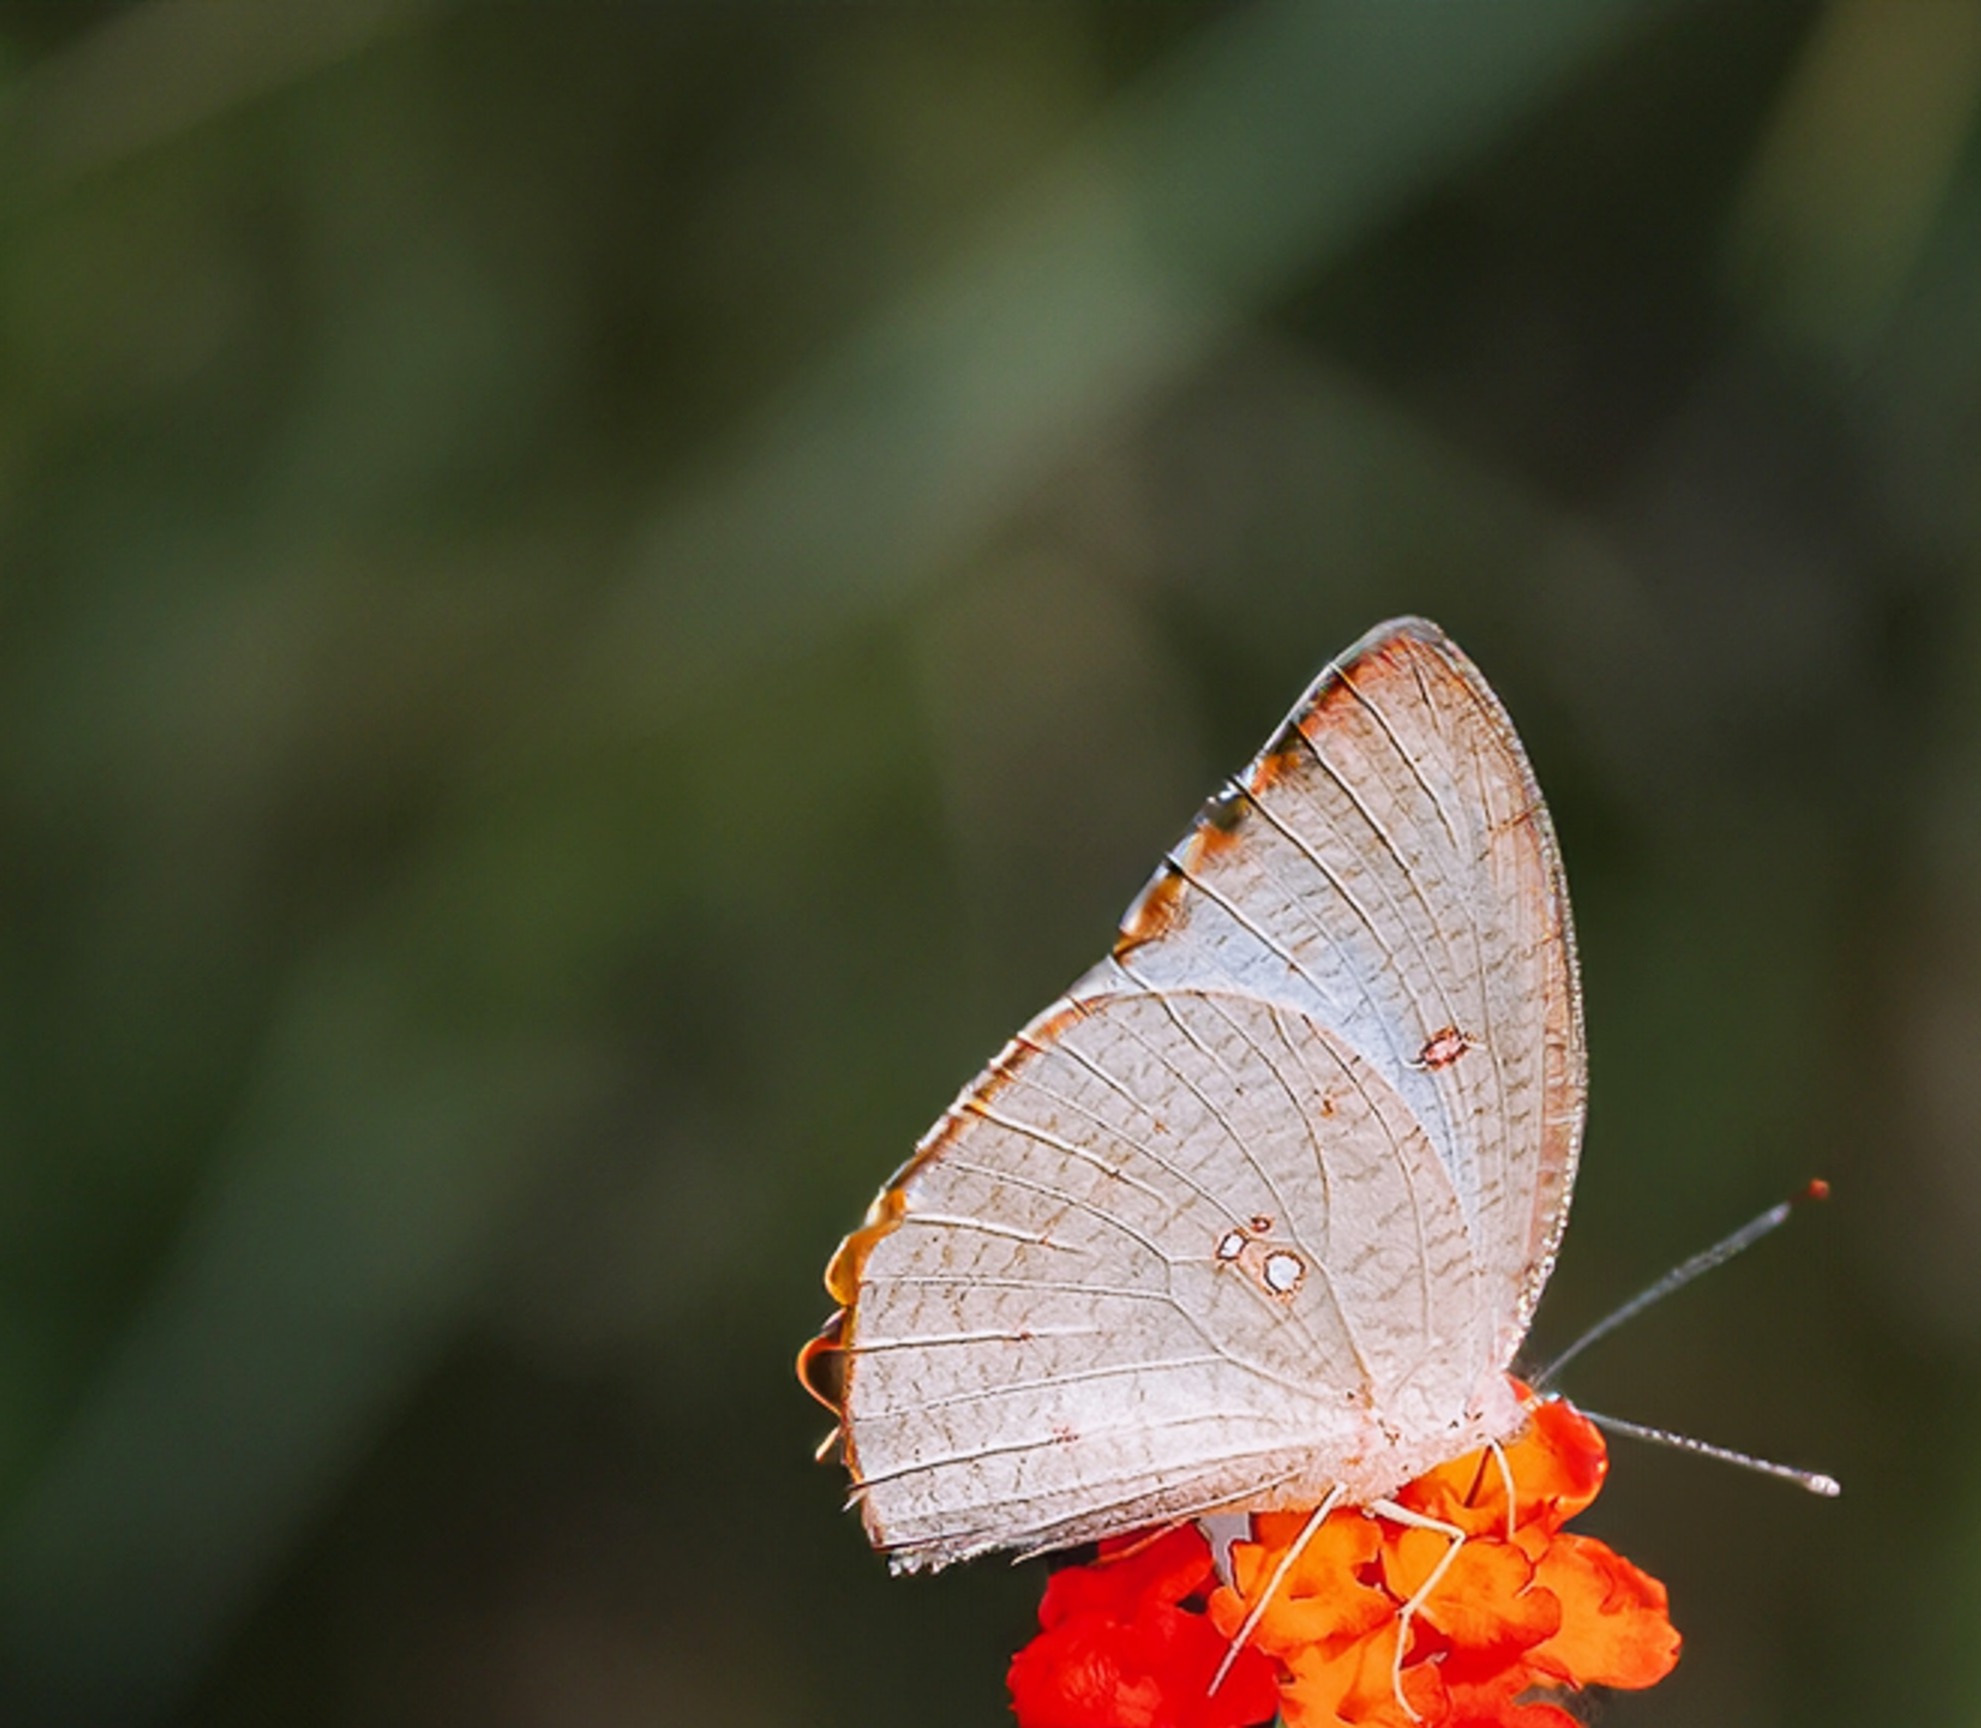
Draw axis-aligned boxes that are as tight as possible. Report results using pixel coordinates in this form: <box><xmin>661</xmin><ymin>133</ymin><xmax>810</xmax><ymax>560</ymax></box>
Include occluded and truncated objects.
<box><xmin>800</xmin><ymin>616</ymin><xmax>1584</xmax><ymax>1573</ymax></box>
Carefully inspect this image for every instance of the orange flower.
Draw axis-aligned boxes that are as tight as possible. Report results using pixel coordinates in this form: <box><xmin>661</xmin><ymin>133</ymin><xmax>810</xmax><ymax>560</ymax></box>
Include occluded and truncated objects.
<box><xmin>1008</xmin><ymin>1390</ymin><xmax>1678</xmax><ymax>1728</ymax></box>
<box><xmin>1206</xmin><ymin>1391</ymin><xmax>1680</xmax><ymax>1727</ymax></box>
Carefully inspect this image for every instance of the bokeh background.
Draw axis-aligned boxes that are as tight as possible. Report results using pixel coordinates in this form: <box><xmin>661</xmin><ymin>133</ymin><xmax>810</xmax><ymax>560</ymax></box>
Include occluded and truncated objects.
<box><xmin>1</xmin><ymin>2</ymin><xmax>1976</xmax><ymax>1723</ymax></box>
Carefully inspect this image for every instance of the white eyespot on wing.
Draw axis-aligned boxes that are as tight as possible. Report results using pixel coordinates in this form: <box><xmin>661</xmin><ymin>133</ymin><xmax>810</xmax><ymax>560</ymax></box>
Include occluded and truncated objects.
<box><xmin>1262</xmin><ymin>1250</ymin><xmax>1305</xmax><ymax>1296</ymax></box>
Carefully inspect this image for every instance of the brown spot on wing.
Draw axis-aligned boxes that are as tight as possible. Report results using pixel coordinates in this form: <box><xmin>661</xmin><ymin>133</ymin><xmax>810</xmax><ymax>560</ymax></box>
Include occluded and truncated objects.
<box><xmin>1177</xmin><ymin>785</ymin><xmax>1253</xmax><ymax>876</ymax></box>
<box><xmin>1114</xmin><ymin>860</ymin><xmax>1188</xmax><ymax>956</ymax></box>
<box><xmin>1250</xmin><ymin>724</ymin><xmax>1311</xmax><ymax>793</ymax></box>
<box><xmin>1201</xmin><ymin>782</ymin><xmax>1248</xmax><ymax>834</ymax></box>
<box><xmin>1115</xmin><ymin>784</ymin><xmax>1262</xmax><ymax>960</ymax></box>
<box><xmin>1016</xmin><ymin>998</ymin><xmax>1090</xmax><ymax>1052</ymax></box>
<box><xmin>1417</xmin><ymin>1025</ymin><xmax>1473</xmax><ymax>1069</ymax></box>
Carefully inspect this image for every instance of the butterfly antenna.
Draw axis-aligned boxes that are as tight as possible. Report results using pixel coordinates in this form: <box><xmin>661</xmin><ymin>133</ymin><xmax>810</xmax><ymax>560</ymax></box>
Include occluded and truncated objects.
<box><xmin>1533</xmin><ymin>1178</ymin><xmax>1830</xmax><ymax>1389</ymax></box>
<box><xmin>1577</xmin><ymin>1408</ymin><xmax>1840</xmax><ymax>1497</ymax></box>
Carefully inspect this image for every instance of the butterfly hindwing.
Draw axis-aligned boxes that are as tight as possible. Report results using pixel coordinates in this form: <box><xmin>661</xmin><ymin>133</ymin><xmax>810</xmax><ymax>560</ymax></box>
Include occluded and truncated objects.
<box><xmin>843</xmin><ymin>988</ymin><xmax>1486</xmax><ymax>1568</ymax></box>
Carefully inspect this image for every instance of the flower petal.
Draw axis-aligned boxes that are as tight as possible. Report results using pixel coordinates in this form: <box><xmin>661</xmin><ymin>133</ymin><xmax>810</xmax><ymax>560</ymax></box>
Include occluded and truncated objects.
<box><xmin>1213</xmin><ymin>1511</ymin><xmax>1392</xmax><ymax>1656</ymax></box>
<box><xmin>1010</xmin><ymin>1598</ymin><xmax>1282</xmax><ymax>1728</ymax></box>
<box><xmin>1394</xmin><ymin>1446</ymin><xmax>1512</xmax><ymax>1538</ymax></box>
<box><xmin>1009</xmin><ymin>1615</ymin><xmax>1168</xmax><ymax>1728</ymax></box>
<box><xmin>1013</xmin><ymin>1530</ymin><xmax>1281</xmax><ymax>1728</ymax></box>
<box><xmin>1390</xmin><ymin>1392</ymin><xmax>1608</xmax><ymax>1542</ymax></box>
<box><xmin>1041</xmin><ymin>1527</ymin><xmax>1217</xmax><ymax>1628</ymax></box>
<box><xmin>1383</xmin><ymin>1532</ymin><xmax>1560</xmax><ymax>1662</ymax></box>
<box><xmin>1506</xmin><ymin>1400</ymin><xmax>1608</xmax><ymax>1527</ymax></box>
<box><xmin>1526</xmin><ymin>1533</ymin><xmax>1681</xmax><ymax>1690</ymax></box>
<box><xmin>1279</xmin><ymin>1621</ymin><xmax>1436</xmax><ymax>1728</ymax></box>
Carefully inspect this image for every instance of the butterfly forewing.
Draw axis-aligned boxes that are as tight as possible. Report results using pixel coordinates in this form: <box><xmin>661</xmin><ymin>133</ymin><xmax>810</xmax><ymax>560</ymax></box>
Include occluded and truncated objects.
<box><xmin>814</xmin><ymin>617</ymin><xmax>1585</xmax><ymax>1570</ymax></box>
<box><xmin>1100</xmin><ymin>620</ymin><xmax>1581</xmax><ymax>1355</ymax></box>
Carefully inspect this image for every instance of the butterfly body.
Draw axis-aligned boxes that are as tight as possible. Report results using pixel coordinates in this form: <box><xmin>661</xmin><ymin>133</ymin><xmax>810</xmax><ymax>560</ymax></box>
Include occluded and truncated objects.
<box><xmin>803</xmin><ymin>618</ymin><xmax>1584</xmax><ymax>1574</ymax></box>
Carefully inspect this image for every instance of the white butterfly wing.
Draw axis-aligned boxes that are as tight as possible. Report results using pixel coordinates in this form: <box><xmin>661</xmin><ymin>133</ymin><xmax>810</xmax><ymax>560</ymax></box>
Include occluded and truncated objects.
<box><xmin>807</xmin><ymin>617</ymin><xmax>1585</xmax><ymax>1571</ymax></box>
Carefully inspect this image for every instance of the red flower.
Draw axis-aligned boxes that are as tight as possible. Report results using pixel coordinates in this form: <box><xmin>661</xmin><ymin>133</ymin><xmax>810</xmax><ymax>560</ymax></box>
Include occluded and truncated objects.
<box><xmin>1009</xmin><ymin>1526</ymin><xmax>1282</xmax><ymax>1728</ymax></box>
<box><xmin>1008</xmin><ymin>1391</ymin><xmax>1680</xmax><ymax>1728</ymax></box>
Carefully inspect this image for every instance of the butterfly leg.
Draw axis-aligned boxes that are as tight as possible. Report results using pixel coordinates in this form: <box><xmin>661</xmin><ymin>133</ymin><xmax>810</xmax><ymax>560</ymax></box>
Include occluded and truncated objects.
<box><xmin>1487</xmin><ymin>1437</ymin><xmax>1517</xmax><ymax>1540</ymax></box>
<box><xmin>1207</xmin><ymin>1484</ymin><xmax>1346</xmax><ymax>1695</ymax></box>
<box><xmin>1366</xmin><ymin>1498</ymin><xmax>1467</xmax><ymax>1724</ymax></box>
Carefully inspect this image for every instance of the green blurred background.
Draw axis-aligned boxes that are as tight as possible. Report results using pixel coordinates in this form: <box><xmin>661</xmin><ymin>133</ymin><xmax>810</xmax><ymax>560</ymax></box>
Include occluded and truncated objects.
<box><xmin>0</xmin><ymin>2</ymin><xmax>1973</xmax><ymax>1723</ymax></box>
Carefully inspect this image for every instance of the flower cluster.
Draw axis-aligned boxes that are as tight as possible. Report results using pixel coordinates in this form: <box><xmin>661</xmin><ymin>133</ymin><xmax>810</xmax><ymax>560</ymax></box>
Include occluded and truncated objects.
<box><xmin>1009</xmin><ymin>1395</ymin><xmax>1679</xmax><ymax>1728</ymax></box>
